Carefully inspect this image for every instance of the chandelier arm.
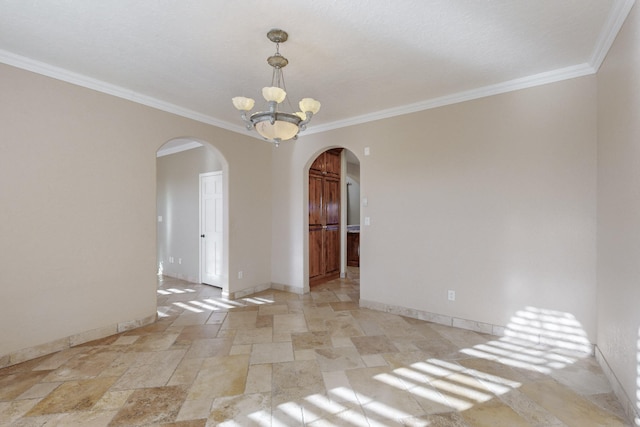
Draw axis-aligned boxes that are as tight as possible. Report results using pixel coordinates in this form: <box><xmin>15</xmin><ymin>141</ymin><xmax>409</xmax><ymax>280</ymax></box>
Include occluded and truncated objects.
<box><xmin>298</xmin><ymin>111</ymin><xmax>314</xmax><ymax>130</ymax></box>
<box><xmin>239</xmin><ymin>111</ymin><xmax>254</xmax><ymax>131</ymax></box>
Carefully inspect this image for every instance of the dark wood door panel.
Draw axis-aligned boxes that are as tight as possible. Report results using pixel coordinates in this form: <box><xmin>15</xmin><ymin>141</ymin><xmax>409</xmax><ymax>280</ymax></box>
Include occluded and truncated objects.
<box><xmin>325</xmin><ymin>226</ymin><xmax>340</xmax><ymax>275</ymax></box>
<box><xmin>309</xmin><ymin>175</ymin><xmax>323</xmax><ymax>226</ymax></box>
<box><xmin>324</xmin><ymin>178</ymin><xmax>340</xmax><ymax>226</ymax></box>
<box><xmin>309</xmin><ymin>227</ymin><xmax>324</xmax><ymax>279</ymax></box>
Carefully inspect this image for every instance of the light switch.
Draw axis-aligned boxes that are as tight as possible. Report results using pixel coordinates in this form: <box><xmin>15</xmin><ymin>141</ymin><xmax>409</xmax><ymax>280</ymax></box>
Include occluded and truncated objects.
<box><xmin>364</xmin><ymin>216</ymin><xmax>371</xmax><ymax>226</ymax></box>
<box><xmin>364</xmin><ymin>147</ymin><xmax>370</xmax><ymax>156</ymax></box>
<box><xmin>362</xmin><ymin>197</ymin><xmax>368</xmax><ymax>207</ymax></box>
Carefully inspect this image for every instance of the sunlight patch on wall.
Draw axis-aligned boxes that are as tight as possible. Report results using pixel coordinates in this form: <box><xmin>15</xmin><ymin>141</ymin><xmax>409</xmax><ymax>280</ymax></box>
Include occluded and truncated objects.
<box><xmin>461</xmin><ymin>306</ymin><xmax>591</xmax><ymax>373</ymax></box>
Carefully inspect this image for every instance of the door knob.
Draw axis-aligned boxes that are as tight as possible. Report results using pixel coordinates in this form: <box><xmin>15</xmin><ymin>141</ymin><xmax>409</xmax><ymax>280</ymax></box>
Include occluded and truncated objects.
<box><xmin>201</xmin><ymin>234</ymin><xmax>205</xmax><ymax>238</ymax></box>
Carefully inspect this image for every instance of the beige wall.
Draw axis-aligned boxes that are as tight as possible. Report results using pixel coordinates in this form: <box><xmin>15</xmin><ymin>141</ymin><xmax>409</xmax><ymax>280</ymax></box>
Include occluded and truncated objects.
<box><xmin>597</xmin><ymin>2</ymin><xmax>640</xmax><ymax>417</ymax></box>
<box><xmin>272</xmin><ymin>76</ymin><xmax>598</xmax><ymax>340</ymax></box>
<box><xmin>157</xmin><ymin>146</ymin><xmax>223</xmax><ymax>284</ymax></box>
<box><xmin>0</xmin><ymin>63</ymin><xmax>272</xmax><ymax>358</ymax></box>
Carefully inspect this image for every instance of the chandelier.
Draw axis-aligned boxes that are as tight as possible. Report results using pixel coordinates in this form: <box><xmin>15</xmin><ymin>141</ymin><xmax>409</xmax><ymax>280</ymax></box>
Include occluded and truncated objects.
<box><xmin>232</xmin><ymin>29</ymin><xmax>321</xmax><ymax>147</ymax></box>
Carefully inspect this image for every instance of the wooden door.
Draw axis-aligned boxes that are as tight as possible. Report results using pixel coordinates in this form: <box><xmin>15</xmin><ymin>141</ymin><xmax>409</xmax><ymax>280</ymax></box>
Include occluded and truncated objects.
<box><xmin>309</xmin><ymin>149</ymin><xmax>342</xmax><ymax>285</ymax></box>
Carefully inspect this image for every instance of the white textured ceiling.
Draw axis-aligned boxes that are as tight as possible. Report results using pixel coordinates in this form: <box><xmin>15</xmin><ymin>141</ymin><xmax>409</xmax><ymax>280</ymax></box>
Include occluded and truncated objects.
<box><xmin>0</xmin><ymin>1</ymin><xmax>634</xmax><ymax>138</ymax></box>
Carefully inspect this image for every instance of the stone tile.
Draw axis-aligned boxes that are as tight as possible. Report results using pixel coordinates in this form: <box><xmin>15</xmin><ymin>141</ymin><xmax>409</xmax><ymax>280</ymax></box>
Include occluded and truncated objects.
<box><xmin>26</xmin><ymin>376</ymin><xmax>117</xmax><ymax>416</ymax></box>
<box><xmin>205</xmin><ymin>311</ymin><xmax>228</xmax><ymax>325</ymax></box>
<box><xmin>351</xmin><ymin>335</ymin><xmax>399</xmax><ymax>355</ymax></box>
<box><xmin>162</xmin><ymin>419</ymin><xmax>208</xmax><ymax>426</ymax></box>
<box><xmin>209</xmin><ymin>392</ymin><xmax>271</xmax><ymax>426</ymax></box>
<box><xmin>325</xmin><ymin>314</ymin><xmax>365</xmax><ymax>338</ymax></box>
<box><xmin>456</xmin><ymin>356</ymin><xmax>528</xmax><ymax>392</ymax></box>
<box><xmin>220</xmin><ymin>311</ymin><xmax>258</xmax><ymax>330</ymax></box>
<box><xmin>112</xmin><ymin>335</ymin><xmax>140</xmax><ymax>346</ymax></box>
<box><xmin>162</xmin><ymin>420</ymin><xmax>208</xmax><ymax>427</ymax></box>
<box><xmin>245</xmin><ymin>363</ymin><xmax>272</xmax><ymax>394</ymax></box>
<box><xmin>413</xmin><ymin>337</ymin><xmax>460</xmax><ymax>359</ymax></box>
<box><xmin>176</xmin><ymin>324</ymin><xmax>222</xmax><ymax>342</ymax></box>
<box><xmin>331</xmin><ymin>336</ymin><xmax>356</xmax><ymax>348</ymax></box>
<box><xmin>131</xmin><ymin>332</ymin><xmax>180</xmax><ymax>351</ymax></box>
<box><xmin>42</xmin><ymin>349</ymin><xmax>121</xmax><ymax>382</ymax></box>
<box><xmin>322</xmin><ymin>370</ymin><xmax>359</xmax><ymax>404</ymax></box>
<box><xmin>41</xmin><ymin>409</ymin><xmax>119</xmax><ymax>426</ymax></box>
<box><xmin>176</xmin><ymin>397</ymin><xmax>214</xmax><ymax>422</ymax></box>
<box><xmin>0</xmin><ymin>370</ymin><xmax>51</xmax><ymax>400</ymax></box>
<box><xmin>587</xmin><ymin>392</ymin><xmax>630</xmax><ymax>421</ymax></box>
<box><xmin>429</xmin><ymin>323</ymin><xmax>490</xmax><ymax>348</ymax></box>
<box><xmin>233</xmin><ymin>326</ymin><xmax>273</xmax><ymax>345</ymax></box>
<box><xmin>361</xmin><ymin>354</ymin><xmax>388</xmax><ymax>367</ymax></box>
<box><xmin>304</xmin><ymin>397</ymin><xmax>369</xmax><ymax>426</ymax></box>
<box><xmin>460</xmin><ymin>398</ymin><xmax>531</xmax><ymax>427</ymax></box>
<box><xmin>168</xmin><ymin>357</ymin><xmax>205</xmax><ymax>386</ymax></box>
<box><xmin>315</xmin><ymin>347</ymin><xmax>365</xmax><ymax>372</ymax></box>
<box><xmin>16</xmin><ymin>381</ymin><xmax>62</xmax><ymax>399</ymax></box>
<box><xmin>184</xmin><ymin>337</ymin><xmax>234</xmax><ymax>359</ymax></box>
<box><xmin>0</xmin><ymin>400</ymin><xmax>41</xmax><ymax>425</ymax></box>
<box><xmin>258</xmin><ymin>304</ymin><xmax>289</xmax><ymax>316</ymax></box>
<box><xmin>32</xmin><ymin>347</ymin><xmax>87</xmax><ymax>371</ymax></box>
<box><xmin>272</xmin><ymin>360</ymin><xmax>324</xmax><ymax>394</ymax></box>
<box><xmin>403</xmin><ymin>411</ymin><xmax>471</xmax><ymax>427</ymax></box>
<box><xmin>328</xmin><ymin>301</ymin><xmax>359</xmax><ymax>311</ymax></box>
<box><xmin>520</xmin><ymin>379</ymin><xmax>629</xmax><ymax>426</ymax></box>
<box><xmin>250</xmin><ymin>342</ymin><xmax>294</xmax><ymax>365</ymax></box>
<box><xmin>187</xmin><ymin>354</ymin><xmax>250</xmax><ymax>401</ymax></box>
<box><xmin>294</xmin><ymin>349</ymin><xmax>317</xmax><ymax>361</ymax></box>
<box><xmin>92</xmin><ymin>389</ymin><xmax>134</xmax><ymax>411</ymax></box>
<box><xmin>256</xmin><ymin>314</ymin><xmax>274</xmax><ymax>328</ymax></box>
<box><xmin>497</xmin><ymin>389</ymin><xmax>564</xmax><ymax>426</ymax></box>
<box><xmin>109</xmin><ymin>385</ymin><xmax>188</xmax><ymax>426</ymax></box>
<box><xmin>230</xmin><ymin>344</ymin><xmax>253</xmax><ymax>355</ymax></box>
<box><xmin>291</xmin><ymin>331</ymin><xmax>332</xmax><ymax>351</ymax></box>
<box><xmin>273</xmin><ymin>313</ymin><xmax>309</xmax><ymax>334</ymax></box>
<box><xmin>111</xmin><ymin>349</ymin><xmax>185</xmax><ymax>390</ymax></box>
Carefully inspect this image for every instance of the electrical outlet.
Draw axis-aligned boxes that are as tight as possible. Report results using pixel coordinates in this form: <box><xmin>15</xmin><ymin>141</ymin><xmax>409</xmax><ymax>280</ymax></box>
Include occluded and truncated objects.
<box><xmin>178</xmin><ymin>258</ymin><xmax>182</xmax><ymax>265</ymax></box>
<box><xmin>448</xmin><ymin>290</ymin><xmax>456</xmax><ymax>301</ymax></box>
<box><xmin>238</xmin><ymin>271</ymin><xmax>243</xmax><ymax>279</ymax></box>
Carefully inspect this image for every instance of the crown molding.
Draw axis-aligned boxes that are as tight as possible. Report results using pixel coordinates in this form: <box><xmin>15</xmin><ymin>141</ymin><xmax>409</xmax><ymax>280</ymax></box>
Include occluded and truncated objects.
<box><xmin>305</xmin><ymin>63</ymin><xmax>596</xmax><ymax>135</ymax></box>
<box><xmin>589</xmin><ymin>0</ymin><xmax>636</xmax><ymax>71</ymax></box>
<box><xmin>0</xmin><ymin>49</ymin><xmax>246</xmax><ymax>134</ymax></box>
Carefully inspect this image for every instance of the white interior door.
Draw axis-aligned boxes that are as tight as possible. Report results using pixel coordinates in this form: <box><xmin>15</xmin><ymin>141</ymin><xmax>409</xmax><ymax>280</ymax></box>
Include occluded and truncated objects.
<box><xmin>200</xmin><ymin>171</ymin><xmax>223</xmax><ymax>286</ymax></box>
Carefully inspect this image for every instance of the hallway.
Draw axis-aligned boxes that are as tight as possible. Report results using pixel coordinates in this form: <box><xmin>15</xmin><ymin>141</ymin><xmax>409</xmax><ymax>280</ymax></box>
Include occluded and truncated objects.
<box><xmin>0</xmin><ymin>275</ymin><xmax>631</xmax><ymax>426</ymax></box>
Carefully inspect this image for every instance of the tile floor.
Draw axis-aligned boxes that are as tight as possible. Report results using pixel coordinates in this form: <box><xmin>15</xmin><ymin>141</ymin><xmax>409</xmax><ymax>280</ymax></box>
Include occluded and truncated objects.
<box><xmin>0</xmin><ymin>273</ymin><xmax>633</xmax><ymax>426</ymax></box>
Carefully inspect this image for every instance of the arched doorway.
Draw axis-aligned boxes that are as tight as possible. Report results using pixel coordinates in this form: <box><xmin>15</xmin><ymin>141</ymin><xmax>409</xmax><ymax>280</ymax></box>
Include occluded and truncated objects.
<box><xmin>308</xmin><ymin>147</ymin><xmax>361</xmax><ymax>286</ymax></box>
<box><xmin>156</xmin><ymin>138</ymin><xmax>230</xmax><ymax>293</ymax></box>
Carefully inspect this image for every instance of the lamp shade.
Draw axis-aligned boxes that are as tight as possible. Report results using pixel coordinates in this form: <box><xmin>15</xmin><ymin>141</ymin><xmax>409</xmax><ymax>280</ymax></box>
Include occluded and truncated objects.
<box><xmin>262</xmin><ymin>86</ymin><xmax>287</xmax><ymax>103</ymax></box>
<box><xmin>255</xmin><ymin>119</ymin><xmax>299</xmax><ymax>141</ymax></box>
<box><xmin>232</xmin><ymin>97</ymin><xmax>255</xmax><ymax>111</ymax></box>
<box><xmin>299</xmin><ymin>98</ymin><xmax>321</xmax><ymax>114</ymax></box>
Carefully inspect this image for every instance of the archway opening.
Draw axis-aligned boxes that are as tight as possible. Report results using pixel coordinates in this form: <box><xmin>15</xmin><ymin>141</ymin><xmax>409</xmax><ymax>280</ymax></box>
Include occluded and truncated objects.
<box><xmin>156</xmin><ymin>138</ymin><xmax>230</xmax><ymax>294</ymax></box>
<box><xmin>306</xmin><ymin>147</ymin><xmax>361</xmax><ymax>288</ymax></box>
